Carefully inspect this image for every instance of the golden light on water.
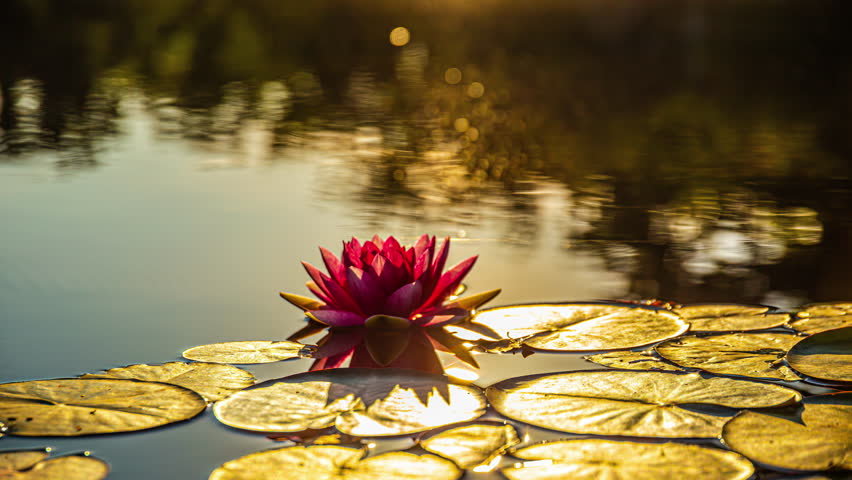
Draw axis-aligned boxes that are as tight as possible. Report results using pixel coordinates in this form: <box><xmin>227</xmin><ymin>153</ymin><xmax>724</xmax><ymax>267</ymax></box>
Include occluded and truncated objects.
<box><xmin>389</xmin><ymin>27</ymin><xmax>410</xmax><ymax>46</ymax></box>
<box><xmin>445</xmin><ymin>367</ymin><xmax>480</xmax><ymax>382</ymax></box>
<box><xmin>454</xmin><ymin>117</ymin><xmax>470</xmax><ymax>132</ymax></box>
<box><xmin>444</xmin><ymin>67</ymin><xmax>462</xmax><ymax>84</ymax></box>
<box><xmin>472</xmin><ymin>455</ymin><xmax>503</xmax><ymax>473</ymax></box>
<box><xmin>467</xmin><ymin>82</ymin><xmax>485</xmax><ymax>98</ymax></box>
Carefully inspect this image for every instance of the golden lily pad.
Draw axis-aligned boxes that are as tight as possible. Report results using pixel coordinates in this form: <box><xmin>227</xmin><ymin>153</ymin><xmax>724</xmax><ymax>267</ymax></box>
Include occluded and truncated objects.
<box><xmin>419</xmin><ymin>422</ymin><xmax>520</xmax><ymax>469</ymax></box>
<box><xmin>583</xmin><ymin>350</ymin><xmax>684</xmax><ymax>371</ymax></box>
<box><xmin>470</xmin><ymin>303</ymin><xmax>688</xmax><ymax>352</ymax></box>
<box><xmin>81</xmin><ymin>362</ymin><xmax>256</xmax><ymax>402</ymax></box>
<box><xmin>655</xmin><ymin>332</ymin><xmax>803</xmax><ymax>381</ymax></box>
<box><xmin>486</xmin><ymin>370</ymin><xmax>801</xmax><ymax>438</ymax></box>
<box><xmin>674</xmin><ymin>304</ymin><xmax>790</xmax><ymax>332</ymax></box>
<box><xmin>182</xmin><ymin>340</ymin><xmax>314</xmax><ymax>364</ymax></box>
<box><xmin>791</xmin><ymin>303</ymin><xmax>852</xmax><ymax>334</ymax></box>
<box><xmin>502</xmin><ymin>439</ymin><xmax>754</xmax><ymax>480</ymax></box>
<box><xmin>0</xmin><ymin>449</ymin><xmax>109</xmax><ymax>479</ymax></box>
<box><xmin>722</xmin><ymin>392</ymin><xmax>852</xmax><ymax>472</ymax></box>
<box><xmin>214</xmin><ymin>368</ymin><xmax>486</xmax><ymax>437</ymax></box>
<box><xmin>786</xmin><ymin>327</ymin><xmax>852</xmax><ymax>383</ymax></box>
<box><xmin>208</xmin><ymin>445</ymin><xmax>462</xmax><ymax>480</ymax></box>
<box><xmin>0</xmin><ymin>378</ymin><xmax>207</xmax><ymax>436</ymax></box>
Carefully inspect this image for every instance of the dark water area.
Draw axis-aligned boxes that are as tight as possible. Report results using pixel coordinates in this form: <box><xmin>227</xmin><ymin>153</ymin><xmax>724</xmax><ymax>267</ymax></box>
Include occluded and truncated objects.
<box><xmin>1</xmin><ymin>1</ymin><xmax>851</xmax><ymax>478</ymax></box>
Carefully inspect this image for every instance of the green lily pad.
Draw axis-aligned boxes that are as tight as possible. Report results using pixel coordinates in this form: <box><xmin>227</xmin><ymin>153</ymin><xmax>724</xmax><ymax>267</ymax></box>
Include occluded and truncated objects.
<box><xmin>0</xmin><ymin>449</ymin><xmax>109</xmax><ymax>479</ymax></box>
<box><xmin>786</xmin><ymin>327</ymin><xmax>852</xmax><ymax>383</ymax></box>
<box><xmin>0</xmin><ymin>378</ymin><xmax>207</xmax><ymax>436</ymax></box>
<box><xmin>502</xmin><ymin>439</ymin><xmax>754</xmax><ymax>480</ymax></box>
<box><xmin>470</xmin><ymin>303</ymin><xmax>688</xmax><ymax>352</ymax></box>
<box><xmin>722</xmin><ymin>392</ymin><xmax>852</xmax><ymax>472</ymax></box>
<box><xmin>208</xmin><ymin>445</ymin><xmax>462</xmax><ymax>480</ymax></box>
<box><xmin>673</xmin><ymin>304</ymin><xmax>789</xmax><ymax>332</ymax></box>
<box><xmin>182</xmin><ymin>340</ymin><xmax>314</xmax><ymax>364</ymax></box>
<box><xmin>81</xmin><ymin>362</ymin><xmax>255</xmax><ymax>402</ymax></box>
<box><xmin>655</xmin><ymin>332</ymin><xmax>802</xmax><ymax>381</ymax></box>
<box><xmin>214</xmin><ymin>368</ymin><xmax>486</xmax><ymax>437</ymax></box>
<box><xmin>790</xmin><ymin>303</ymin><xmax>852</xmax><ymax>334</ymax></box>
<box><xmin>584</xmin><ymin>350</ymin><xmax>684</xmax><ymax>371</ymax></box>
<box><xmin>486</xmin><ymin>370</ymin><xmax>801</xmax><ymax>438</ymax></box>
<box><xmin>419</xmin><ymin>422</ymin><xmax>520</xmax><ymax>469</ymax></box>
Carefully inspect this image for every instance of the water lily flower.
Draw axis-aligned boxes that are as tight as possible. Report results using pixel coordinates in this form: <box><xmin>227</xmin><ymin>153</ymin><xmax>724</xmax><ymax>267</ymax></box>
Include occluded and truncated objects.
<box><xmin>280</xmin><ymin>234</ymin><xmax>500</xmax><ymax>328</ymax></box>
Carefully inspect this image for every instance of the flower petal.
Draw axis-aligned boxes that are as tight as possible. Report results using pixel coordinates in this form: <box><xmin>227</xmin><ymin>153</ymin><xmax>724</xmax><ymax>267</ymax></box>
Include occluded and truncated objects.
<box><xmin>343</xmin><ymin>237</ymin><xmax>363</xmax><ymax>268</ymax></box>
<box><xmin>372</xmin><ymin>253</ymin><xmax>406</xmax><ymax>293</ymax></box>
<box><xmin>346</xmin><ymin>266</ymin><xmax>385</xmax><ymax>314</ymax></box>
<box><xmin>306</xmin><ymin>309</ymin><xmax>367</xmax><ymax>327</ymax></box>
<box><xmin>414</xmin><ymin>307</ymin><xmax>470</xmax><ymax>327</ymax></box>
<box><xmin>320</xmin><ymin>247</ymin><xmax>347</xmax><ymax>287</ymax></box>
<box><xmin>310</xmin><ymin>349</ymin><xmax>354</xmax><ymax>371</ymax></box>
<box><xmin>429</xmin><ymin>236</ymin><xmax>451</xmax><ymax>282</ymax></box>
<box><xmin>279</xmin><ymin>292</ymin><xmax>325</xmax><ymax>311</ymax></box>
<box><xmin>384</xmin><ymin>282</ymin><xmax>423</xmax><ymax>318</ymax></box>
<box><xmin>306</xmin><ymin>281</ymin><xmax>334</xmax><ymax>306</ymax></box>
<box><xmin>418</xmin><ymin>256</ymin><xmax>478</xmax><ymax>311</ymax></box>
<box><xmin>446</xmin><ymin>288</ymin><xmax>502</xmax><ymax>311</ymax></box>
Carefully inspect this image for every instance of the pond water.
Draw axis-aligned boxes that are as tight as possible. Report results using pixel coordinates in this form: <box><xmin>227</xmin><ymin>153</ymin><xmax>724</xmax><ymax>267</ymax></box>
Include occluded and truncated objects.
<box><xmin>1</xmin><ymin>1</ymin><xmax>851</xmax><ymax>478</ymax></box>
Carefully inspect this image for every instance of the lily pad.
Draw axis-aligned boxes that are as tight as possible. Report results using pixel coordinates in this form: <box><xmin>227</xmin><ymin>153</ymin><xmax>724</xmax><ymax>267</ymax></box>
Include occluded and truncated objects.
<box><xmin>583</xmin><ymin>350</ymin><xmax>684</xmax><ymax>371</ymax></box>
<box><xmin>722</xmin><ymin>392</ymin><xmax>852</xmax><ymax>472</ymax></box>
<box><xmin>470</xmin><ymin>303</ymin><xmax>688</xmax><ymax>352</ymax></box>
<box><xmin>502</xmin><ymin>439</ymin><xmax>754</xmax><ymax>480</ymax></box>
<box><xmin>214</xmin><ymin>368</ymin><xmax>486</xmax><ymax>437</ymax></box>
<box><xmin>208</xmin><ymin>445</ymin><xmax>462</xmax><ymax>480</ymax></box>
<box><xmin>419</xmin><ymin>422</ymin><xmax>520</xmax><ymax>469</ymax></box>
<box><xmin>790</xmin><ymin>303</ymin><xmax>852</xmax><ymax>334</ymax></box>
<box><xmin>0</xmin><ymin>449</ymin><xmax>109</xmax><ymax>479</ymax></box>
<box><xmin>182</xmin><ymin>340</ymin><xmax>314</xmax><ymax>364</ymax></box>
<box><xmin>655</xmin><ymin>332</ymin><xmax>802</xmax><ymax>381</ymax></box>
<box><xmin>486</xmin><ymin>370</ymin><xmax>801</xmax><ymax>438</ymax></box>
<box><xmin>0</xmin><ymin>378</ymin><xmax>207</xmax><ymax>436</ymax></box>
<box><xmin>81</xmin><ymin>362</ymin><xmax>256</xmax><ymax>402</ymax></box>
<box><xmin>674</xmin><ymin>304</ymin><xmax>790</xmax><ymax>332</ymax></box>
<box><xmin>786</xmin><ymin>327</ymin><xmax>852</xmax><ymax>383</ymax></box>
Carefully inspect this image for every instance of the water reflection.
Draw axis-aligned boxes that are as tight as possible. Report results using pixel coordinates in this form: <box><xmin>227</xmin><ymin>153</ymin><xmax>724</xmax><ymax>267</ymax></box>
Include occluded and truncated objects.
<box><xmin>1</xmin><ymin>0</ymin><xmax>851</xmax><ymax>302</ymax></box>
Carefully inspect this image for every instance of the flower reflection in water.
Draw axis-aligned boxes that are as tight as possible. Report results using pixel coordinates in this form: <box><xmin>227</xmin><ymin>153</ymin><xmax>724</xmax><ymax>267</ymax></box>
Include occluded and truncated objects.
<box><xmin>288</xmin><ymin>322</ymin><xmax>480</xmax><ymax>378</ymax></box>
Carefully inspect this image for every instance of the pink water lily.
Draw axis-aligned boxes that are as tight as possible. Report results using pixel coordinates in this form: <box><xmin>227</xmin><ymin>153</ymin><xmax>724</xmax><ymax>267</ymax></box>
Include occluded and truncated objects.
<box><xmin>280</xmin><ymin>234</ymin><xmax>499</xmax><ymax>328</ymax></box>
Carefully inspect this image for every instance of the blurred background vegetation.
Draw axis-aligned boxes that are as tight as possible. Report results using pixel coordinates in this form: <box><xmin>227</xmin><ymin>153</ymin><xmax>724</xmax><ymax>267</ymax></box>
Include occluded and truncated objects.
<box><xmin>1</xmin><ymin>0</ymin><xmax>851</xmax><ymax>302</ymax></box>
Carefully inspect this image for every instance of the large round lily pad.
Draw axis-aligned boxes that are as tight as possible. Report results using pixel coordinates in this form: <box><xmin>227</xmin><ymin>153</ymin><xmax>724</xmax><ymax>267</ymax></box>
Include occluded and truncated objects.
<box><xmin>81</xmin><ymin>362</ymin><xmax>255</xmax><ymax>402</ymax></box>
<box><xmin>182</xmin><ymin>340</ymin><xmax>313</xmax><ymax>364</ymax></box>
<box><xmin>0</xmin><ymin>449</ymin><xmax>110</xmax><ymax>479</ymax></box>
<box><xmin>583</xmin><ymin>350</ymin><xmax>684</xmax><ymax>371</ymax></box>
<box><xmin>655</xmin><ymin>332</ymin><xmax>802</xmax><ymax>381</ymax></box>
<box><xmin>786</xmin><ymin>327</ymin><xmax>852</xmax><ymax>383</ymax></box>
<box><xmin>214</xmin><ymin>368</ymin><xmax>486</xmax><ymax>437</ymax></box>
<box><xmin>502</xmin><ymin>439</ymin><xmax>754</xmax><ymax>480</ymax></box>
<box><xmin>486</xmin><ymin>370</ymin><xmax>801</xmax><ymax>438</ymax></box>
<box><xmin>790</xmin><ymin>302</ymin><xmax>852</xmax><ymax>334</ymax></box>
<box><xmin>722</xmin><ymin>392</ymin><xmax>852</xmax><ymax>472</ymax></box>
<box><xmin>0</xmin><ymin>378</ymin><xmax>207</xmax><ymax>436</ymax></box>
<box><xmin>673</xmin><ymin>304</ymin><xmax>789</xmax><ymax>332</ymax></box>
<box><xmin>470</xmin><ymin>303</ymin><xmax>688</xmax><ymax>352</ymax></box>
<box><xmin>419</xmin><ymin>422</ymin><xmax>520</xmax><ymax>469</ymax></box>
<box><xmin>208</xmin><ymin>445</ymin><xmax>462</xmax><ymax>480</ymax></box>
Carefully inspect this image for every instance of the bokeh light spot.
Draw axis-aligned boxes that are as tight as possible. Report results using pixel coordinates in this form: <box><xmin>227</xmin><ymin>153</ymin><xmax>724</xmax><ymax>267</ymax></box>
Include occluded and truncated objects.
<box><xmin>389</xmin><ymin>27</ymin><xmax>410</xmax><ymax>46</ymax></box>
<box><xmin>444</xmin><ymin>67</ymin><xmax>462</xmax><ymax>84</ymax></box>
<box><xmin>467</xmin><ymin>81</ymin><xmax>485</xmax><ymax>98</ymax></box>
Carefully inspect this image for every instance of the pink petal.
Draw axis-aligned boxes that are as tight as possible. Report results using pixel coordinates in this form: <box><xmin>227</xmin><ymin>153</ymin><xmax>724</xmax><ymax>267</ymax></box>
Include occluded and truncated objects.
<box><xmin>372</xmin><ymin>254</ymin><xmax>405</xmax><ymax>293</ymax></box>
<box><xmin>371</xmin><ymin>234</ymin><xmax>384</xmax><ymax>246</ymax></box>
<box><xmin>306</xmin><ymin>281</ymin><xmax>334</xmax><ymax>306</ymax></box>
<box><xmin>302</xmin><ymin>261</ymin><xmax>334</xmax><ymax>298</ymax></box>
<box><xmin>384</xmin><ymin>282</ymin><xmax>423</xmax><ymax>317</ymax></box>
<box><xmin>307</xmin><ymin>309</ymin><xmax>367</xmax><ymax>327</ymax></box>
<box><xmin>382</xmin><ymin>236</ymin><xmax>402</xmax><ymax>255</ymax></box>
<box><xmin>361</xmin><ymin>241</ymin><xmax>380</xmax><ymax>267</ymax></box>
<box><xmin>414</xmin><ymin>307</ymin><xmax>470</xmax><ymax>327</ymax></box>
<box><xmin>413</xmin><ymin>250</ymin><xmax>432</xmax><ymax>281</ymax></box>
<box><xmin>346</xmin><ymin>266</ymin><xmax>385</xmax><ymax>314</ymax></box>
<box><xmin>418</xmin><ymin>256</ymin><xmax>478</xmax><ymax>311</ymax></box>
<box><xmin>343</xmin><ymin>237</ymin><xmax>363</xmax><ymax>268</ymax></box>
<box><xmin>413</xmin><ymin>234</ymin><xmax>431</xmax><ymax>259</ymax></box>
<box><xmin>320</xmin><ymin>247</ymin><xmax>347</xmax><ymax>287</ymax></box>
<box><xmin>430</xmin><ymin>236</ymin><xmax>451</xmax><ymax>281</ymax></box>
